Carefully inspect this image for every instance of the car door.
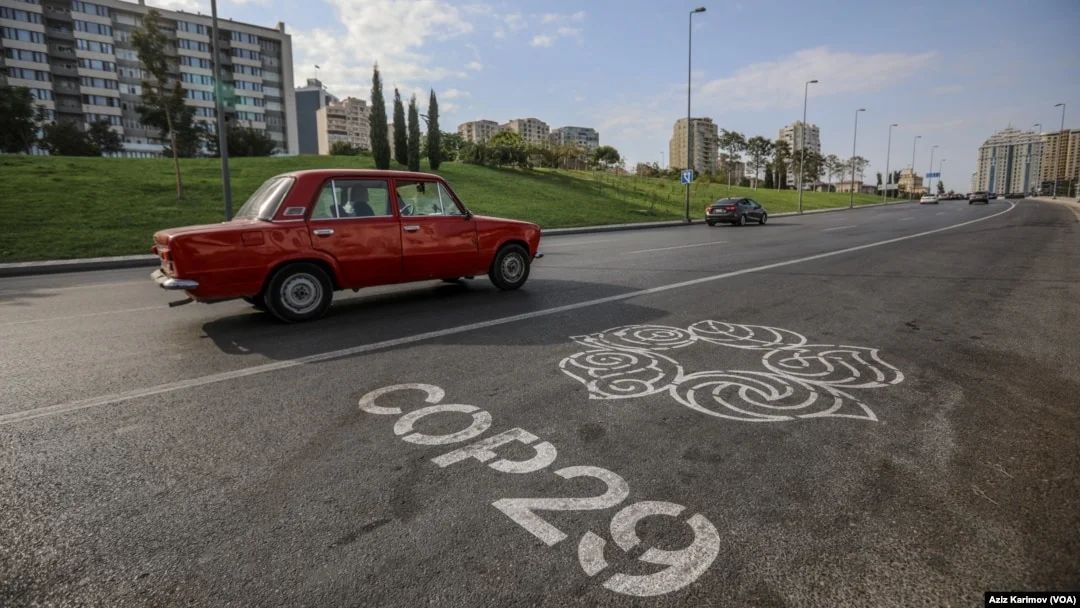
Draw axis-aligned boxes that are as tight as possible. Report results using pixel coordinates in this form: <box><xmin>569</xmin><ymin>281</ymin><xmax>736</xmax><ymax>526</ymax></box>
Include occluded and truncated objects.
<box><xmin>306</xmin><ymin>177</ymin><xmax>403</xmax><ymax>288</ymax></box>
<box><xmin>747</xmin><ymin>199</ymin><xmax>763</xmax><ymax>220</ymax></box>
<box><xmin>394</xmin><ymin>178</ymin><xmax>479</xmax><ymax>281</ymax></box>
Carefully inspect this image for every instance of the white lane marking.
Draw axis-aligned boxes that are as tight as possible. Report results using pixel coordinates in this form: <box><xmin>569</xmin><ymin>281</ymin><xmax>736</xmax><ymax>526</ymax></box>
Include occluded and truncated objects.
<box><xmin>899</xmin><ymin>217</ymin><xmax>914</xmax><ymax>221</ymax></box>
<box><xmin>540</xmin><ymin>239</ymin><xmax>615</xmax><ymax>248</ymax></box>
<box><xmin>821</xmin><ymin>225</ymin><xmax>857</xmax><ymax>232</ymax></box>
<box><xmin>0</xmin><ymin>305</ymin><xmax>165</xmax><ymax>328</ymax></box>
<box><xmin>0</xmin><ymin>202</ymin><xmax>1016</xmax><ymax>426</ymax></box>
<box><xmin>624</xmin><ymin>241</ymin><xmax>729</xmax><ymax>255</ymax></box>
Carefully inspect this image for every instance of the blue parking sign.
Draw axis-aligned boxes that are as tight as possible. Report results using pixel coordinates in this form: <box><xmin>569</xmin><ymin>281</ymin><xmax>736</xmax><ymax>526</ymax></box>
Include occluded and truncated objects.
<box><xmin>681</xmin><ymin>170</ymin><xmax>695</xmax><ymax>184</ymax></box>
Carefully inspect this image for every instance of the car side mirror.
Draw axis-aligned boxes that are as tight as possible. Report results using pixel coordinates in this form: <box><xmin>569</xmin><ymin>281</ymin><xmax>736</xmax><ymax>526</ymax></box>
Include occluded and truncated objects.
<box><xmin>463</xmin><ymin>208</ymin><xmax>473</xmax><ymax>220</ymax></box>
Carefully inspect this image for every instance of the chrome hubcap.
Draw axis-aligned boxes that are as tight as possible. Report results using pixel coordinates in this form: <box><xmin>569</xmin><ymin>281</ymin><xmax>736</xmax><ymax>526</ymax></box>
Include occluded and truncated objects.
<box><xmin>281</xmin><ymin>273</ymin><xmax>322</xmax><ymax>314</ymax></box>
<box><xmin>501</xmin><ymin>253</ymin><xmax>524</xmax><ymax>283</ymax></box>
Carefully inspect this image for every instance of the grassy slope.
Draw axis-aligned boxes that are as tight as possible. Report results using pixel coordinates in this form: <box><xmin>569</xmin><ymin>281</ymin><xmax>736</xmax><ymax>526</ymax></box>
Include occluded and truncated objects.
<box><xmin>0</xmin><ymin>155</ymin><xmax>892</xmax><ymax>262</ymax></box>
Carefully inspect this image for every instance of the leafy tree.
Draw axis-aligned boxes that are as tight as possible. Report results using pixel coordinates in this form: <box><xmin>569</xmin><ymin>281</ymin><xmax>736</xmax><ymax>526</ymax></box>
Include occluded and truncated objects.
<box><xmin>228</xmin><ymin>126</ymin><xmax>276</xmax><ymax>157</ymax></box>
<box><xmin>392</xmin><ymin>88</ymin><xmax>407</xmax><ymax>166</ymax></box>
<box><xmin>745</xmin><ymin>136</ymin><xmax>772</xmax><ymax>189</ymax></box>
<box><xmin>407</xmin><ymin>95</ymin><xmax>421</xmax><ymax>172</ymax></box>
<box><xmin>591</xmin><ymin>145</ymin><xmax>621</xmax><ymax>169</ymax></box>
<box><xmin>772</xmin><ymin>139</ymin><xmax>791</xmax><ymax>190</ymax></box>
<box><xmin>40</xmin><ymin>120</ymin><xmax>99</xmax><ymax>156</ymax></box>
<box><xmin>330</xmin><ymin>141</ymin><xmax>361</xmax><ymax>156</ymax></box>
<box><xmin>488</xmin><ymin>131</ymin><xmax>528</xmax><ymax>168</ymax></box>
<box><xmin>132</xmin><ymin>8</ymin><xmax>187</xmax><ymax>198</ymax></box>
<box><xmin>87</xmin><ymin>119</ymin><xmax>123</xmax><ymax>154</ymax></box>
<box><xmin>0</xmin><ymin>85</ymin><xmax>40</xmax><ymax>153</ymax></box>
<box><xmin>439</xmin><ymin>131</ymin><xmax>464</xmax><ymax>162</ymax></box>
<box><xmin>718</xmin><ymin>130</ymin><xmax>747</xmax><ymax>191</ymax></box>
<box><xmin>876</xmin><ymin>172</ymin><xmax>883</xmax><ymax>187</ymax></box>
<box><xmin>823</xmin><ymin>154</ymin><xmax>841</xmax><ymax>190</ymax></box>
<box><xmin>426</xmin><ymin>90</ymin><xmax>441</xmax><ymax>170</ymax></box>
<box><xmin>937</xmin><ymin>180</ymin><xmax>945</xmax><ymax>195</ymax></box>
<box><xmin>369</xmin><ymin>64</ymin><xmax>391</xmax><ymax>169</ymax></box>
<box><xmin>763</xmin><ymin>163</ymin><xmax>775</xmax><ymax>189</ymax></box>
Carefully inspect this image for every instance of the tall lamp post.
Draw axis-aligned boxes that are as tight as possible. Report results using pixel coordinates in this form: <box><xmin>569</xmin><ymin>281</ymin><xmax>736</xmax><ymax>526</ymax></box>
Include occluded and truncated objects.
<box><xmin>1032</xmin><ymin>123</ymin><xmax>1042</xmax><ymax>195</ymax></box>
<box><xmin>210</xmin><ymin>0</ymin><xmax>233</xmax><ymax>220</ymax></box>
<box><xmin>909</xmin><ymin>135</ymin><xmax>921</xmax><ymax>200</ymax></box>
<box><xmin>1054</xmin><ymin>102</ymin><xmax>1065</xmax><ymax>199</ymax></box>
<box><xmin>797</xmin><ymin>79</ymin><xmax>818</xmax><ymax>214</ymax></box>
<box><xmin>684</xmin><ymin>6</ymin><xmax>706</xmax><ymax>223</ymax></box>
<box><xmin>927</xmin><ymin>144</ymin><xmax>938</xmax><ymax>196</ymax></box>
<box><xmin>938</xmin><ymin>158</ymin><xmax>946</xmax><ymax>195</ymax></box>
<box><xmin>661</xmin><ymin>151</ymin><xmax>665</xmax><ymax>170</ymax></box>
<box><xmin>849</xmin><ymin>108</ymin><xmax>865</xmax><ymax>208</ymax></box>
<box><xmin>884</xmin><ymin>123</ymin><xmax>897</xmax><ymax>203</ymax></box>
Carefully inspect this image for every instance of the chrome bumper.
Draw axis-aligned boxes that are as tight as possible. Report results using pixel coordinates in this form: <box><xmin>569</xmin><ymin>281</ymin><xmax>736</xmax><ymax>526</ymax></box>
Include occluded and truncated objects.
<box><xmin>152</xmin><ymin>268</ymin><xmax>199</xmax><ymax>290</ymax></box>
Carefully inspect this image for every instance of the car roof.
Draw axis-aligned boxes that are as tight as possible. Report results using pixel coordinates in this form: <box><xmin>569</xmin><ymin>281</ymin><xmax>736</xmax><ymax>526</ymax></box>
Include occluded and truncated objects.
<box><xmin>276</xmin><ymin>169</ymin><xmax>444</xmax><ymax>181</ymax></box>
<box><xmin>712</xmin><ymin>197</ymin><xmax>744</xmax><ymax>203</ymax></box>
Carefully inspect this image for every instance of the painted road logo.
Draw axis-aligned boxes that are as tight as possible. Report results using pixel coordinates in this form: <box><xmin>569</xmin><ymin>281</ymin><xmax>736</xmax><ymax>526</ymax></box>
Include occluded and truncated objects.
<box><xmin>559</xmin><ymin>321</ymin><xmax>905</xmax><ymax>422</ymax></box>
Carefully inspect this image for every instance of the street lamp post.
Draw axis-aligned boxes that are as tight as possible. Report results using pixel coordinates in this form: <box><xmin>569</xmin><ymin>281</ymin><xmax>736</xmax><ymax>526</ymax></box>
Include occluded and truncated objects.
<box><xmin>1054</xmin><ymin>103</ymin><xmax>1065</xmax><ymax>199</ymax></box>
<box><xmin>1033</xmin><ymin>123</ymin><xmax>1042</xmax><ymax>195</ymax></box>
<box><xmin>927</xmin><ymin>144</ymin><xmax>938</xmax><ymax>196</ymax></box>
<box><xmin>884</xmin><ymin>123</ymin><xmax>897</xmax><ymax>203</ymax></box>
<box><xmin>661</xmin><ymin>151</ymin><xmax>665</xmax><ymax>170</ymax></box>
<box><xmin>938</xmin><ymin>158</ymin><xmax>946</xmax><ymax>195</ymax></box>
<box><xmin>210</xmin><ymin>0</ymin><xmax>232</xmax><ymax>220</ymax></box>
<box><xmin>909</xmin><ymin>135</ymin><xmax>921</xmax><ymax>200</ymax></box>
<box><xmin>797</xmin><ymin>79</ymin><xmax>818</xmax><ymax>214</ymax></box>
<box><xmin>849</xmin><ymin>108</ymin><xmax>865</xmax><ymax>209</ymax></box>
<box><xmin>684</xmin><ymin>6</ymin><xmax>706</xmax><ymax>223</ymax></box>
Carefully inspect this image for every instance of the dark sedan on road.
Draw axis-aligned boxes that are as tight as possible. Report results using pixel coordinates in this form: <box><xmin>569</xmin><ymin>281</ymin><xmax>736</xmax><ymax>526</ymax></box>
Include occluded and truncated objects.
<box><xmin>705</xmin><ymin>198</ymin><xmax>768</xmax><ymax>226</ymax></box>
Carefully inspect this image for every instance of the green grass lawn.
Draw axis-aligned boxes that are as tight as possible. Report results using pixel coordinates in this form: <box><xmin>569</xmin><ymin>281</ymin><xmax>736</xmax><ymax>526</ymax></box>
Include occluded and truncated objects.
<box><xmin>0</xmin><ymin>155</ymin><xmax>900</xmax><ymax>262</ymax></box>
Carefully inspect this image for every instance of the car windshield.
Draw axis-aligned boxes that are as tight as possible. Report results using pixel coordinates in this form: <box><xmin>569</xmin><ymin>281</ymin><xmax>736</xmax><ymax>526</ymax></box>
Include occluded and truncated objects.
<box><xmin>234</xmin><ymin>176</ymin><xmax>295</xmax><ymax>221</ymax></box>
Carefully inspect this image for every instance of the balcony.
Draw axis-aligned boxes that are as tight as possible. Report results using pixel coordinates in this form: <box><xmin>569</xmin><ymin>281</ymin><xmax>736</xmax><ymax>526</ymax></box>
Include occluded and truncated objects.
<box><xmin>48</xmin><ymin>44</ymin><xmax>76</xmax><ymax>59</ymax></box>
<box><xmin>46</xmin><ymin>26</ymin><xmax>74</xmax><ymax>41</ymax></box>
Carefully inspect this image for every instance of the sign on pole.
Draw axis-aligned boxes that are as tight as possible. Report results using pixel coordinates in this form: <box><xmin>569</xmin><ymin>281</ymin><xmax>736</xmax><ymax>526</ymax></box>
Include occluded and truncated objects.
<box><xmin>681</xmin><ymin>170</ymin><xmax>695</xmax><ymax>185</ymax></box>
<box><xmin>925</xmin><ymin>172</ymin><xmax>940</xmax><ymax>179</ymax></box>
<box><xmin>878</xmin><ymin>184</ymin><xmax>899</xmax><ymax>191</ymax></box>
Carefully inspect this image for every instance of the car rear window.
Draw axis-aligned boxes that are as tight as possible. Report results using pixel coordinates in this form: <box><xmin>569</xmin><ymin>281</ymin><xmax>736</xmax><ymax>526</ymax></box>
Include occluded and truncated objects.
<box><xmin>234</xmin><ymin>176</ymin><xmax>295</xmax><ymax>221</ymax></box>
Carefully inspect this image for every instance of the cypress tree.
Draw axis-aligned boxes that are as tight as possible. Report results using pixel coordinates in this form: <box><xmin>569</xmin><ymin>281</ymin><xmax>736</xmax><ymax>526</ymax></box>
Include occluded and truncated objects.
<box><xmin>369</xmin><ymin>64</ymin><xmax>390</xmax><ymax>169</ymax></box>
<box><xmin>427</xmin><ymin>89</ymin><xmax>441</xmax><ymax>170</ymax></box>
<box><xmin>407</xmin><ymin>95</ymin><xmax>421</xmax><ymax>172</ymax></box>
<box><xmin>393</xmin><ymin>88</ymin><xmax>408</xmax><ymax>166</ymax></box>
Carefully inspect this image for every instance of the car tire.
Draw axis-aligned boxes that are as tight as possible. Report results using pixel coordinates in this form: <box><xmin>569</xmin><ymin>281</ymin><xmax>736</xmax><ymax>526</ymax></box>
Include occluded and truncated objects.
<box><xmin>759</xmin><ymin>213</ymin><xmax>768</xmax><ymax>225</ymax></box>
<box><xmin>265</xmin><ymin>262</ymin><xmax>333</xmax><ymax>323</ymax></box>
<box><xmin>243</xmin><ymin>294</ymin><xmax>267</xmax><ymax>311</ymax></box>
<box><xmin>734</xmin><ymin>214</ymin><xmax>745</xmax><ymax>227</ymax></box>
<box><xmin>489</xmin><ymin>244</ymin><xmax>530</xmax><ymax>291</ymax></box>
<box><xmin>706</xmin><ymin>221</ymin><xmax>716</xmax><ymax>227</ymax></box>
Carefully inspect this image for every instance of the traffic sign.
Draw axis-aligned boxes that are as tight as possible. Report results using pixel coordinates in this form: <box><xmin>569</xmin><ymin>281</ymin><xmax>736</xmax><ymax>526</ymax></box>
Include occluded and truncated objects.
<box><xmin>681</xmin><ymin>170</ymin><xmax>695</xmax><ymax>184</ymax></box>
<box><xmin>925</xmin><ymin>172</ymin><xmax>940</xmax><ymax>179</ymax></box>
<box><xmin>878</xmin><ymin>184</ymin><xmax>899</xmax><ymax>191</ymax></box>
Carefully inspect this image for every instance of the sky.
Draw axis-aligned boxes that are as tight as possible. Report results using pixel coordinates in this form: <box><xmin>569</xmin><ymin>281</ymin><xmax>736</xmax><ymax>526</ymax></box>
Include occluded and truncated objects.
<box><xmin>151</xmin><ymin>0</ymin><xmax>1080</xmax><ymax>190</ymax></box>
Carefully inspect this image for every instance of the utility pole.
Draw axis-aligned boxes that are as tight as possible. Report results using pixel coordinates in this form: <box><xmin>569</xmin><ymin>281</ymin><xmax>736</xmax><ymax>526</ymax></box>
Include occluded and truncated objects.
<box><xmin>884</xmin><ymin>123</ymin><xmax>897</xmax><ymax>203</ymax></box>
<box><xmin>210</xmin><ymin>0</ymin><xmax>233</xmax><ymax>220</ymax></box>
<box><xmin>798</xmin><ymin>79</ymin><xmax>818</xmax><ymax>214</ymax></box>
<box><xmin>849</xmin><ymin>108</ymin><xmax>865</xmax><ymax>209</ymax></box>
<box><xmin>928</xmin><ymin>144</ymin><xmax>938</xmax><ymax>196</ymax></box>
<box><xmin>1054</xmin><ymin>103</ymin><xmax>1065</xmax><ymax>199</ymax></box>
<box><xmin>909</xmin><ymin>135</ymin><xmax>921</xmax><ymax>200</ymax></box>
<box><xmin>684</xmin><ymin>7</ymin><xmax>705</xmax><ymax>223</ymax></box>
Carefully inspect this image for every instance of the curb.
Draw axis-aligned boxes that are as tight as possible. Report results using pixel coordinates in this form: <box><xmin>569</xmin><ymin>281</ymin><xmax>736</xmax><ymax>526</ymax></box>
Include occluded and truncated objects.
<box><xmin>0</xmin><ymin>200</ymin><xmax>916</xmax><ymax>278</ymax></box>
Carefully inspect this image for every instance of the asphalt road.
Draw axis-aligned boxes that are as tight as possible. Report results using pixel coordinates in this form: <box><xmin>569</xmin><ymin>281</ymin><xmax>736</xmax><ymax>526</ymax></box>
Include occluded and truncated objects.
<box><xmin>2</xmin><ymin>199</ymin><xmax>1078</xmax><ymax>607</ymax></box>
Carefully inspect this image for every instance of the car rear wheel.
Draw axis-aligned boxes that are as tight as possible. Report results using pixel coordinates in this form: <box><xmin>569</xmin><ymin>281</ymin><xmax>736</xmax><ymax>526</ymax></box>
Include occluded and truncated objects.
<box><xmin>759</xmin><ymin>213</ymin><xmax>768</xmax><ymax>225</ymax></box>
<box><xmin>265</xmin><ymin>262</ymin><xmax>333</xmax><ymax>323</ymax></box>
<box><xmin>489</xmin><ymin>244</ymin><xmax>530</xmax><ymax>291</ymax></box>
<box><xmin>706</xmin><ymin>221</ymin><xmax>716</xmax><ymax>227</ymax></box>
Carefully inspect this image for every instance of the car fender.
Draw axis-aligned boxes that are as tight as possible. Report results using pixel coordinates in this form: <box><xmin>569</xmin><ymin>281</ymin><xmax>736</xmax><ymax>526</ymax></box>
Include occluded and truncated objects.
<box><xmin>259</xmin><ymin>251</ymin><xmax>345</xmax><ymax>291</ymax></box>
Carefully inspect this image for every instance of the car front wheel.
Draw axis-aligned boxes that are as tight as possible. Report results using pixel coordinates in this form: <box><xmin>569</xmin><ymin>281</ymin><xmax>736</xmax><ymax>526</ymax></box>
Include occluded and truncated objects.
<box><xmin>759</xmin><ymin>213</ymin><xmax>768</xmax><ymax>225</ymax></box>
<box><xmin>489</xmin><ymin>244</ymin><xmax>530</xmax><ymax>291</ymax></box>
<box><xmin>734</xmin><ymin>214</ymin><xmax>745</xmax><ymax>227</ymax></box>
<box><xmin>265</xmin><ymin>262</ymin><xmax>333</xmax><ymax>323</ymax></box>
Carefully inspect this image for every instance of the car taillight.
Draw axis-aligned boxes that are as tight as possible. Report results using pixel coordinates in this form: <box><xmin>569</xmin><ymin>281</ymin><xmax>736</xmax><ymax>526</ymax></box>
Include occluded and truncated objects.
<box><xmin>705</xmin><ymin>206</ymin><xmax>711</xmax><ymax>212</ymax></box>
<box><xmin>725</xmin><ymin>206</ymin><xmax>736</xmax><ymax>211</ymax></box>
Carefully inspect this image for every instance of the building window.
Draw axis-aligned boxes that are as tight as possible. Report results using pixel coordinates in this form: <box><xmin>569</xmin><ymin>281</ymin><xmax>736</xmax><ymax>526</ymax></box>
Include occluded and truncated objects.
<box><xmin>262</xmin><ymin>85</ymin><xmax>280</xmax><ymax>97</ymax></box>
<box><xmin>38</xmin><ymin>107</ymin><xmax>56</xmax><ymax>120</ymax></box>
<box><xmin>235</xmin><ymin>111</ymin><xmax>263</xmax><ymax>122</ymax></box>
<box><xmin>113</xmin><ymin>29</ymin><xmax>130</xmax><ymax>42</ymax></box>
<box><xmin>6</xmin><ymin>67</ymin><xmax>51</xmax><ymax>81</ymax></box>
<box><xmin>85</xmin><ymin>113</ymin><xmax>121</xmax><ymax>125</ymax></box>
<box><xmin>177</xmin><ymin>38</ymin><xmax>209</xmax><ymax>52</ymax></box>
<box><xmin>78</xmin><ymin>58</ymin><xmax>116</xmax><ymax>71</ymax></box>
<box><xmin>181</xmin><ymin>72</ymin><xmax>214</xmax><ymax>85</ymax></box>
<box><xmin>118</xmin><ymin>66</ymin><xmax>147</xmax><ymax>79</ymax></box>
<box><xmin>258</xmin><ymin>38</ymin><xmax>279</xmax><ymax>53</ymax></box>
<box><xmin>1</xmin><ymin>27</ymin><xmax>46</xmax><ymax>43</ymax></box>
<box><xmin>261</xmin><ymin>70</ymin><xmax>280</xmax><ymax>82</ymax></box>
<box><xmin>115</xmin><ymin>14</ymin><xmax>140</xmax><ymax>26</ymax></box>
<box><xmin>230</xmin><ymin>31</ymin><xmax>258</xmax><ymax>44</ymax></box>
<box><xmin>230</xmin><ymin>48</ymin><xmax>260</xmax><ymax>60</ymax></box>
<box><xmin>185</xmin><ymin>89</ymin><xmax>214</xmax><ymax>101</ymax></box>
<box><xmin>0</xmin><ymin>7</ymin><xmax>42</xmax><ymax>23</ymax></box>
<box><xmin>193</xmin><ymin>107</ymin><xmax>216</xmax><ymax>117</ymax></box>
<box><xmin>76</xmin><ymin>38</ymin><xmax>113</xmax><ymax>53</ymax></box>
<box><xmin>234</xmin><ymin>80</ymin><xmax>261</xmax><ymax>91</ymax></box>
<box><xmin>83</xmin><ymin>94</ymin><xmax>119</xmax><ymax>107</ymax></box>
<box><xmin>29</xmin><ymin>88</ymin><xmax>53</xmax><ymax>101</ymax></box>
<box><xmin>4</xmin><ymin>48</ymin><xmax>49</xmax><ymax>63</ymax></box>
<box><xmin>74</xmin><ymin>20</ymin><xmax>111</xmax><ymax>35</ymax></box>
<box><xmin>176</xmin><ymin>21</ymin><xmax>207</xmax><ymax>35</ymax></box>
<box><xmin>115</xmin><ymin>48</ymin><xmax>138</xmax><ymax>61</ymax></box>
<box><xmin>80</xmin><ymin>76</ymin><xmax>119</xmax><ymax>89</ymax></box>
<box><xmin>236</xmin><ymin>96</ymin><xmax>264</xmax><ymax>107</ymax></box>
<box><xmin>71</xmin><ymin>1</ymin><xmax>109</xmax><ymax>16</ymax></box>
<box><xmin>180</xmin><ymin>56</ymin><xmax>213</xmax><ymax>69</ymax></box>
<box><xmin>233</xmin><ymin>64</ymin><xmax>262</xmax><ymax>76</ymax></box>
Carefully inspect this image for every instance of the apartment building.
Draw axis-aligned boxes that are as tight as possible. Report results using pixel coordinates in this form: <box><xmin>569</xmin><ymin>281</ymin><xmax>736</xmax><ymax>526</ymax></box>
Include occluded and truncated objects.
<box><xmin>897</xmin><ymin>168</ymin><xmax>926</xmax><ymax>196</ymax></box>
<box><xmin>777</xmin><ymin>121</ymin><xmax>821</xmax><ymax>187</ymax></box>
<box><xmin>457</xmin><ymin>119</ymin><xmax>499</xmax><ymax>143</ymax></box>
<box><xmin>501</xmin><ymin>117</ymin><xmax>549</xmax><ymax>145</ymax></box>
<box><xmin>295</xmin><ymin>77</ymin><xmax>336</xmax><ymax>154</ymax></box>
<box><xmin>549</xmin><ymin>125</ymin><xmax>598</xmax><ymax>151</ymax></box>
<box><xmin>1039</xmin><ymin>128</ymin><xmax>1080</xmax><ymax>192</ymax></box>
<box><xmin>974</xmin><ymin>127</ymin><xmax>1044</xmax><ymax>194</ymax></box>
<box><xmin>668</xmin><ymin>117</ymin><xmax>718</xmax><ymax>173</ymax></box>
<box><xmin>0</xmin><ymin>0</ymin><xmax>297</xmax><ymax>156</ymax></box>
<box><xmin>315</xmin><ymin>96</ymin><xmax>368</xmax><ymax>154</ymax></box>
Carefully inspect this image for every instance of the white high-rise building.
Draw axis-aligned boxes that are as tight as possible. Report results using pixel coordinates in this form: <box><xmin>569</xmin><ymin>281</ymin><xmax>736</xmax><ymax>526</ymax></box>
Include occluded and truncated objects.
<box><xmin>457</xmin><ymin>119</ymin><xmax>499</xmax><ymax>143</ymax></box>
<box><xmin>974</xmin><ymin>127</ymin><xmax>1044</xmax><ymax>195</ymax></box>
<box><xmin>0</xmin><ymin>0</ymin><xmax>298</xmax><ymax>156</ymax></box>
<box><xmin>778</xmin><ymin>121</ymin><xmax>821</xmax><ymax>187</ymax></box>
<box><xmin>501</xmin><ymin>117</ymin><xmax>550</xmax><ymax>145</ymax></box>
<box><xmin>668</xmin><ymin>117</ymin><xmax>718</xmax><ymax>172</ymax></box>
<box><xmin>316</xmin><ymin>97</ymin><xmax>369</xmax><ymax>154</ymax></box>
<box><xmin>549</xmin><ymin>126</ymin><xmax>599</xmax><ymax>151</ymax></box>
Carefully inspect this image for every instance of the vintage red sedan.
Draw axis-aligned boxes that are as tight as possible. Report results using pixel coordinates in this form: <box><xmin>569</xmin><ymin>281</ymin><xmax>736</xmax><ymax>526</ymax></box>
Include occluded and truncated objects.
<box><xmin>151</xmin><ymin>169</ymin><xmax>543</xmax><ymax>322</ymax></box>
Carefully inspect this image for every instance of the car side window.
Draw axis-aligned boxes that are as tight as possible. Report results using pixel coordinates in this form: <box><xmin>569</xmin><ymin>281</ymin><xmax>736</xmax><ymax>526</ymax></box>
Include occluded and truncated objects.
<box><xmin>310</xmin><ymin>179</ymin><xmax>391</xmax><ymax>219</ymax></box>
<box><xmin>749</xmin><ymin>200</ymin><xmax>760</xmax><ymax>208</ymax></box>
<box><xmin>396</xmin><ymin>180</ymin><xmax>462</xmax><ymax>216</ymax></box>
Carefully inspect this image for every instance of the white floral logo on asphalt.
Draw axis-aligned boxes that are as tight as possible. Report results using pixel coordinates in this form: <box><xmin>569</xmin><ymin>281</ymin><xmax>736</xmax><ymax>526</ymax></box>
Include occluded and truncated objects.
<box><xmin>559</xmin><ymin>322</ymin><xmax>904</xmax><ymax>422</ymax></box>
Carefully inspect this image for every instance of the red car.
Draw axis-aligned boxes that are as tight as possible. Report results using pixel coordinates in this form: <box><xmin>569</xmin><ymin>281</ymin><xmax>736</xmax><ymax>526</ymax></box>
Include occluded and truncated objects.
<box><xmin>151</xmin><ymin>169</ymin><xmax>543</xmax><ymax>322</ymax></box>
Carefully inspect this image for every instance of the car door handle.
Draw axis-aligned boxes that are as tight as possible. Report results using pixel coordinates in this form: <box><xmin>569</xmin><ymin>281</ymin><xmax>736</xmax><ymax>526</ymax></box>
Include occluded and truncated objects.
<box><xmin>403</xmin><ymin>225</ymin><xmax>420</xmax><ymax>232</ymax></box>
<box><xmin>312</xmin><ymin>228</ymin><xmax>334</xmax><ymax>236</ymax></box>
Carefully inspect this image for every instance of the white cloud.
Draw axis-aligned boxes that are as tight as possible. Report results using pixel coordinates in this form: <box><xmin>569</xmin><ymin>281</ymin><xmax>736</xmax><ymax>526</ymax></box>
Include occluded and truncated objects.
<box><xmin>931</xmin><ymin>84</ymin><xmax>964</xmax><ymax>95</ymax></box>
<box><xmin>699</xmin><ymin>47</ymin><xmax>937</xmax><ymax>111</ymax></box>
<box><xmin>530</xmin><ymin>25</ymin><xmax>583</xmax><ymax>48</ymax></box>
<box><xmin>441</xmin><ymin>89</ymin><xmax>471</xmax><ymax>99</ymax></box>
<box><xmin>541</xmin><ymin>11</ymin><xmax>585</xmax><ymax>24</ymax></box>
<box><xmin>531</xmin><ymin>35</ymin><xmax>553</xmax><ymax>48</ymax></box>
<box><xmin>225</xmin><ymin>0</ymin><xmax>268</xmax><ymax>5</ymax></box>
<box><xmin>493</xmin><ymin>28</ymin><xmax>505</xmax><ymax>39</ymax></box>
<box><xmin>291</xmin><ymin>0</ymin><xmax>472</xmax><ymax>100</ymax></box>
<box><xmin>465</xmin><ymin>60</ymin><xmax>483</xmax><ymax>71</ymax></box>
<box><xmin>145</xmin><ymin>0</ymin><xmax>208</xmax><ymax>11</ymax></box>
<box><xmin>504</xmin><ymin>13</ymin><xmax>527</xmax><ymax>31</ymax></box>
<box><xmin>574</xmin><ymin>94</ymin><xmax>585</xmax><ymax>102</ymax></box>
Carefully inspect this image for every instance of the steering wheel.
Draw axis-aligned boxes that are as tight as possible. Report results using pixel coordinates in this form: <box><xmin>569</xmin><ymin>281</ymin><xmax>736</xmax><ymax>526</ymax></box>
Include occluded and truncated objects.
<box><xmin>400</xmin><ymin>203</ymin><xmax>414</xmax><ymax>217</ymax></box>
